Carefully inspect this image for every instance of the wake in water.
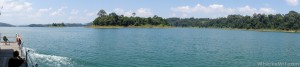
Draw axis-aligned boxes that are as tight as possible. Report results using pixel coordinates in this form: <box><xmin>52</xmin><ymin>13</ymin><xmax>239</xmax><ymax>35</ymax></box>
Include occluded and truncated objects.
<box><xmin>24</xmin><ymin>47</ymin><xmax>74</xmax><ymax>67</ymax></box>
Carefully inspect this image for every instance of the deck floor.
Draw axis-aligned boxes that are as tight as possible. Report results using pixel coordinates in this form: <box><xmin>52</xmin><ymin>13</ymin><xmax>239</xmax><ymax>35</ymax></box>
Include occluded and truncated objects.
<box><xmin>0</xmin><ymin>42</ymin><xmax>22</xmax><ymax>67</ymax></box>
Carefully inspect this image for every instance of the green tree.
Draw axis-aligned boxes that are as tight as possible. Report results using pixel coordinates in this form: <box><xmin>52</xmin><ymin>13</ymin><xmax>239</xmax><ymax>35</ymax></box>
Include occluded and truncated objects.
<box><xmin>132</xmin><ymin>12</ymin><xmax>136</xmax><ymax>17</ymax></box>
<box><xmin>97</xmin><ymin>9</ymin><xmax>107</xmax><ymax>17</ymax></box>
<box><xmin>93</xmin><ymin>9</ymin><xmax>169</xmax><ymax>26</ymax></box>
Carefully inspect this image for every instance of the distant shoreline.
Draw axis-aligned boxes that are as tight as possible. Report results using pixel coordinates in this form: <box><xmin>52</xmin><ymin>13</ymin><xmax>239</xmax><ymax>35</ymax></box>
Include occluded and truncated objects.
<box><xmin>6</xmin><ymin>26</ymin><xmax>299</xmax><ymax>33</ymax></box>
<box><xmin>87</xmin><ymin>25</ymin><xmax>299</xmax><ymax>32</ymax></box>
<box><xmin>86</xmin><ymin>25</ymin><xmax>174</xmax><ymax>28</ymax></box>
<box><xmin>202</xmin><ymin>27</ymin><xmax>300</xmax><ymax>33</ymax></box>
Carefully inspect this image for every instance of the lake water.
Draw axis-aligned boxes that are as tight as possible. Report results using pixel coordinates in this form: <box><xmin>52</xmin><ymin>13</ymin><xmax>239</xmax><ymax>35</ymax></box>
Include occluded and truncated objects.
<box><xmin>1</xmin><ymin>27</ymin><xmax>300</xmax><ymax>67</ymax></box>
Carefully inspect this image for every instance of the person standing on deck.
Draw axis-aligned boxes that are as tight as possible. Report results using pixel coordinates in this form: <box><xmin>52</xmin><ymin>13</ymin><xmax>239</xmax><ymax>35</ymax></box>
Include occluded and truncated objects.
<box><xmin>16</xmin><ymin>34</ymin><xmax>22</xmax><ymax>46</ymax></box>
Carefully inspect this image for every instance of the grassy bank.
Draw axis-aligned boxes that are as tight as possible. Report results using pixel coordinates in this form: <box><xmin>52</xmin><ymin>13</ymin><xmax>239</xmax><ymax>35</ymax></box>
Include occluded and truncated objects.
<box><xmin>87</xmin><ymin>25</ymin><xmax>124</xmax><ymax>28</ymax></box>
<box><xmin>204</xmin><ymin>27</ymin><xmax>300</xmax><ymax>33</ymax></box>
<box><xmin>48</xmin><ymin>26</ymin><xmax>65</xmax><ymax>28</ymax></box>
<box><xmin>87</xmin><ymin>25</ymin><xmax>299</xmax><ymax>33</ymax></box>
<box><xmin>252</xmin><ymin>29</ymin><xmax>299</xmax><ymax>33</ymax></box>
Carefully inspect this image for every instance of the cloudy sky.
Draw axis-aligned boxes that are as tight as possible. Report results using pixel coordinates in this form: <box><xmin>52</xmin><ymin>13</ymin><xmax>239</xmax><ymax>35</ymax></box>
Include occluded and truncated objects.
<box><xmin>0</xmin><ymin>0</ymin><xmax>299</xmax><ymax>25</ymax></box>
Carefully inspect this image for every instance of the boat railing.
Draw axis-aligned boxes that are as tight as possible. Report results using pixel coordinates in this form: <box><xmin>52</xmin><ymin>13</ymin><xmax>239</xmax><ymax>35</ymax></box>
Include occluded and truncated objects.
<box><xmin>0</xmin><ymin>33</ymin><xmax>38</xmax><ymax>67</ymax></box>
<box><xmin>20</xmin><ymin>43</ymin><xmax>38</xmax><ymax>67</ymax></box>
<box><xmin>0</xmin><ymin>33</ymin><xmax>17</xmax><ymax>43</ymax></box>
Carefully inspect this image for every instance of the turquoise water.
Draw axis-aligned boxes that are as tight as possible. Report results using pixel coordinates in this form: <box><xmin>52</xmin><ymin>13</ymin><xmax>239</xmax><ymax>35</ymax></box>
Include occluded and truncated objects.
<box><xmin>1</xmin><ymin>27</ymin><xmax>300</xmax><ymax>67</ymax></box>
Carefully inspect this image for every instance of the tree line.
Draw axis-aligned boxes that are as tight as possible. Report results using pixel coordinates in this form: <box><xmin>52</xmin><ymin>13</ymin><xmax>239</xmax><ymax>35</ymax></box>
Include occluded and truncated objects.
<box><xmin>27</xmin><ymin>23</ymin><xmax>85</xmax><ymax>27</ymax></box>
<box><xmin>93</xmin><ymin>9</ymin><xmax>168</xmax><ymax>26</ymax></box>
<box><xmin>51</xmin><ymin>23</ymin><xmax>65</xmax><ymax>27</ymax></box>
<box><xmin>167</xmin><ymin>11</ymin><xmax>300</xmax><ymax>30</ymax></box>
<box><xmin>93</xmin><ymin>9</ymin><xmax>300</xmax><ymax>30</ymax></box>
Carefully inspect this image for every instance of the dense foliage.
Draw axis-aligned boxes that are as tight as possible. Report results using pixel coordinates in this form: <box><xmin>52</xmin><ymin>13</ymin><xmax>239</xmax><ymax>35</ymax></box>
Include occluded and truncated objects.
<box><xmin>93</xmin><ymin>9</ymin><xmax>168</xmax><ymax>26</ymax></box>
<box><xmin>51</xmin><ymin>23</ymin><xmax>65</xmax><ymax>27</ymax></box>
<box><xmin>27</xmin><ymin>23</ymin><xmax>84</xmax><ymax>27</ymax></box>
<box><xmin>0</xmin><ymin>22</ymin><xmax>15</xmax><ymax>27</ymax></box>
<box><xmin>93</xmin><ymin>9</ymin><xmax>300</xmax><ymax>30</ymax></box>
<box><xmin>167</xmin><ymin>18</ymin><xmax>209</xmax><ymax>27</ymax></box>
<box><xmin>167</xmin><ymin>11</ymin><xmax>300</xmax><ymax>30</ymax></box>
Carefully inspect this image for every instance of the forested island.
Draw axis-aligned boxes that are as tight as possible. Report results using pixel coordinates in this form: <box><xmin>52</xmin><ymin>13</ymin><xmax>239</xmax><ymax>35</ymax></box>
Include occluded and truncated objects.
<box><xmin>92</xmin><ymin>10</ymin><xmax>300</xmax><ymax>32</ymax></box>
<box><xmin>92</xmin><ymin>10</ymin><xmax>169</xmax><ymax>28</ymax></box>
<box><xmin>167</xmin><ymin>10</ymin><xmax>300</xmax><ymax>32</ymax></box>
<box><xmin>26</xmin><ymin>23</ymin><xmax>85</xmax><ymax>27</ymax></box>
<box><xmin>0</xmin><ymin>22</ymin><xmax>15</xmax><ymax>27</ymax></box>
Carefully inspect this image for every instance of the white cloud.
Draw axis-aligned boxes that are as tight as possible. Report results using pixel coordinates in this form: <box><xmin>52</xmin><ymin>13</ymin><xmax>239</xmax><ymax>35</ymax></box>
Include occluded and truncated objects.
<box><xmin>238</xmin><ymin>6</ymin><xmax>276</xmax><ymax>14</ymax></box>
<box><xmin>66</xmin><ymin>10</ymin><xmax>97</xmax><ymax>23</ymax></box>
<box><xmin>51</xmin><ymin>7</ymin><xmax>67</xmax><ymax>16</ymax></box>
<box><xmin>70</xmin><ymin>9</ymin><xmax>79</xmax><ymax>15</ymax></box>
<box><xmin>83</xmin><ymin>9</ymin><xmax>89</xmax><ymax>13</ymax></box>
<box><xmin>68</xmin><ymin>16</ymin><xmax>89</xmax><ymax>21</ymax></box>
<box><xmin>32</xmin><ymin>8</ymin><xmax>52</xmax><ymax>17</ymax></box>
<box><xmin>209</xmin><ymin>4</ymin><xmax>223</xmax><ymax>9</ymax></box>
<box><xmin>171</xmin><ymin>6</ymin><xmax>193</xmax><ymax>13</ymax></box>
<box><xmin>86</xmin><ymin>11</ymin><xmax>96</xmax><ymax>16</ymax></box>
<box><xmin>258</xmin><ymin>8</ymin><xmax>276</xmax><ymax>14</ymax></box>
<box><xmin>112</xmin><ymin>8</ymin><xmax>153</xmax><ymax>17</ymax></box>
<box><xmin>0</xmin><ymin>0</ymin><xmax>97</xmax><ymax>25</ymax></box>
<box><xmin>38</xmin><ymin>8</ymin><xmax>52</xmax><ymax>12</ymax></box>
<box><xmin>1</xmin><ymin>1</ymin><xmax>33</xmax><ymax>12</ymax></box>
<box><xmin>136</xmin><ymin>8</ymin><xmax>153</xmax><ymax>17</ymax></box>
<box><xmin>171</xmin><ymin>4</ymin><xmax>276</xmax><ymax>18</ymax></box>
<box><xmin>171</xmin><ymin>13</ymin><xmax>176</xmax><ymax>17</ymax></box>
<box><xmin>182</xmin><ymin>13</ymin><xmax>188</xmax><ymax>17</ymax></box>
<box><xmin>113</xmin><ymin>8</ymin><xmax>132</xmax><ymax>16</ymax></box>
<box><xmin>0</xmin><ymin>0</ymin><xmax>37</xmax><ymax>25</ymax></box>
<box><xmin>286</xmin><ymin>0</ymin><xmax>298</xmax><ymax>6</ymax></box>
<box><xmin>171</xmin><ymin>4</ymin><xmax>235</xmax><ymax>14</ymax></box>
<box><xmin>81</xmin><ymin>9</ymin><xmax>97</xmax><ymax>16</ymax></box>
<box><xmin>238</xmin><ymin>6</ymin><xmax>257</xmax><ymax>14</ymax></box>
<box><xmin>67</xmin><ymin>15</ymin><xmax>95</xmax><ymax>23</ymax></box>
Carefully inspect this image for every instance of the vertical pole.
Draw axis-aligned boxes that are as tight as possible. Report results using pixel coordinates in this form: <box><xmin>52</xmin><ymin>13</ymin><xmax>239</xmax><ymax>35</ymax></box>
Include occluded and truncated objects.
<box><xmin>26</xmin><ymin>50</ymin><xmax>28</xmax><ymax>67</ymax></box>
<box><xmin>16</xmin><ymin>34</ymin><xmax>17</xmax><ymax>44</ymax></box>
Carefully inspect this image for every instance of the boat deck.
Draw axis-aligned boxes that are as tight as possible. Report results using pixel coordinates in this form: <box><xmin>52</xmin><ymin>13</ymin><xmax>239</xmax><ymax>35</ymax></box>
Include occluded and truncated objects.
<box><xmin>0</xmin><ymin>42</ymin><xmax>24</xmax><ymax>67</ymax></box>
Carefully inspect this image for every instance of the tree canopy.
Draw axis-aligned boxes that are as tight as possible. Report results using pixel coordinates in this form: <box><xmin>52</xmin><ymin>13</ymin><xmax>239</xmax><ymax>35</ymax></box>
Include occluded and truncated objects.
<box><xmin>97</xmin><ymin>9</ymin><xmax>107</xmax><ymax>17</ymax></box>
<box><xmin>51</xmin><ymin>23</ymin><xmax>65</xmax><ymax>27</ymax></box>
<box><xmin>93</xmin><ymin>9</ymin><xmax>300</xmax><ymax>30</ymax></box>
<box><xmin>93</xmin><ymin>9</ymin><xmax>168</xmax><ymax>26</ymax></box>
<box><xmin>166</xmin><ymin>10</ymin><xmax>300</xmax><ymax>30</ymax></box>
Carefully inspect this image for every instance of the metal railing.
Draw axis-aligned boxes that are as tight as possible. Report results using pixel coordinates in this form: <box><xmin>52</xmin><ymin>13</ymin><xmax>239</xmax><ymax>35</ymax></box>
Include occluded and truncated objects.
<box><xmin>0</xmin><ymin>33</ymin><xmax>38</xmax><ymax>67</ymax></box>
<box><xmin>0</xmin><ymin>33</ymin><xmax>17</xmax><ymax>44</ymax></box>
<box><xmin>20</xmin><ymin>44</ymin><xmax>38</xmax><ymax>67</ymax></box>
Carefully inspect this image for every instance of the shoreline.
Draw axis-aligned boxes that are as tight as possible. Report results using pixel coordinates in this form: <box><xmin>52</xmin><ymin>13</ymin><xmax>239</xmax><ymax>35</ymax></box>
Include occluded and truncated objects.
<box><xmin>85</xmin><ymin>25</ymin><xmax>300</xmax><ymax>33</ymax></box>
<box><xmin>86</xmin><ymin>25</ymin><xmax>174</xmax><ymax>28</ymax></box>
<box><xmin>203</xmin><ymin>27</ymin><xmax>300</xmax><ymax>33</ymax></box>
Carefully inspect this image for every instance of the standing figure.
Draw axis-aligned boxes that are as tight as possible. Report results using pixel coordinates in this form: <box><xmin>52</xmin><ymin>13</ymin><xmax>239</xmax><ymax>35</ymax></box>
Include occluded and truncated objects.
<box><xmin>16</xmin><ymin>34</ymin><xmax>22</xmax><ymax>46</ymax></box>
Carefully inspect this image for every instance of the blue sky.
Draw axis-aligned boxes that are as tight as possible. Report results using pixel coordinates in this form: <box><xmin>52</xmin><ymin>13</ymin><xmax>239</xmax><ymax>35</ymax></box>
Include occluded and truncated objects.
<box><xmin>0</xmin><ymin>0</ymin><xmax>299</xmax><ymax>25</ymax></box>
